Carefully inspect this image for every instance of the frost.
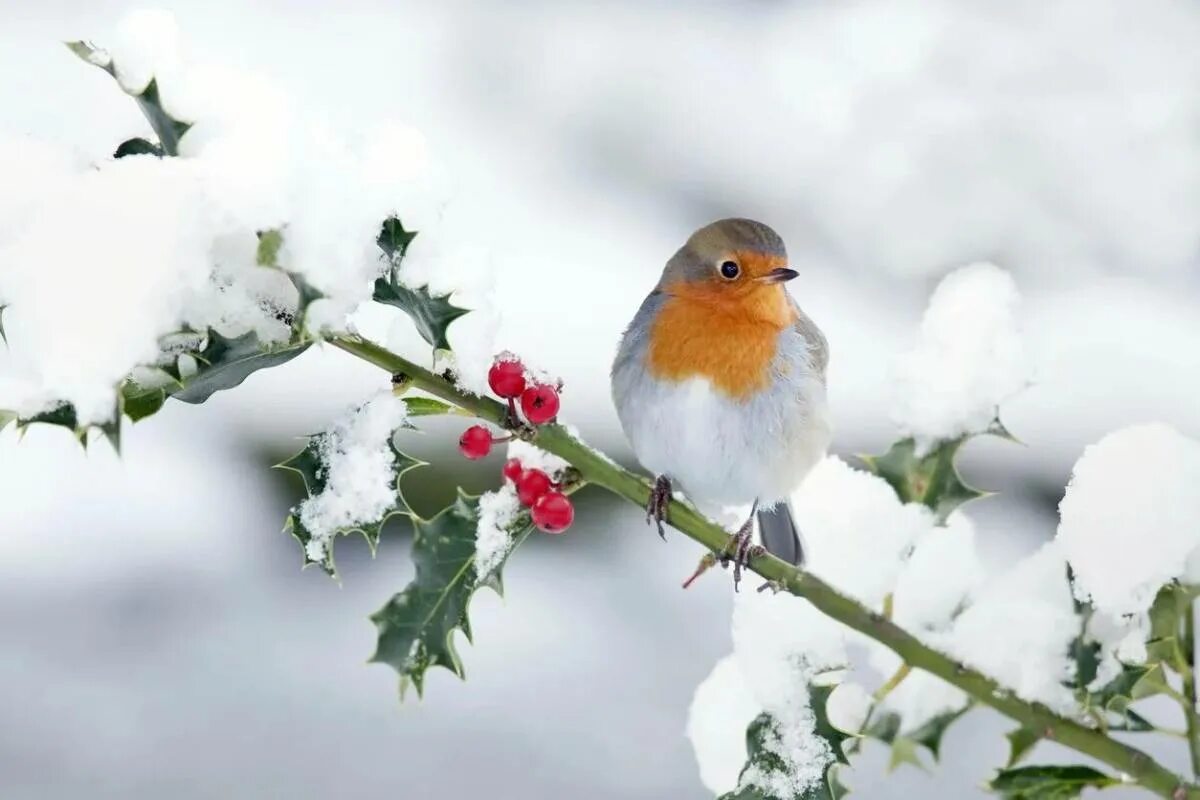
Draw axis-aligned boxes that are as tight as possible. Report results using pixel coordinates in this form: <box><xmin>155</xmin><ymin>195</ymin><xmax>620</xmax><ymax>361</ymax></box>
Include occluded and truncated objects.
<box><xmin>297</xmin><ymin>393</ymin><xmax>409</xmax><ymax>560</ymax></box>
<box><xmin>474</xmin><ymin>483</ymin><xmax>522</xmax><ymax>581</ymax></box>
<box><xmin>891</xmin><ymin>263</ymin><xmax>1026</xmax><ymax>449</ymax></box>
<box><xmin>1057</xmin><ymin>423</ymin><xmax>1200</xmax><ymax>617</ymax></box>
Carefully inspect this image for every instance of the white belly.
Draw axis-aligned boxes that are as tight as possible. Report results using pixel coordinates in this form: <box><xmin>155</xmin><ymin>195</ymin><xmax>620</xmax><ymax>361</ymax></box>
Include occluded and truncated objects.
<box><xmin>613</xmin><ymin>367</ymin><xmax>831</xmax><ymax>507</ymax></box>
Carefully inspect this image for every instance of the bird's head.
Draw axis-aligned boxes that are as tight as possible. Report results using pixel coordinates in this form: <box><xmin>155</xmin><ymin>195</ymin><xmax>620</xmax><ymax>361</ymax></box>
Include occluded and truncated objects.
<box><xmin>658</xmin><ymin>218</ymin><xmax>797</xmax><ymax>323</ymax></box>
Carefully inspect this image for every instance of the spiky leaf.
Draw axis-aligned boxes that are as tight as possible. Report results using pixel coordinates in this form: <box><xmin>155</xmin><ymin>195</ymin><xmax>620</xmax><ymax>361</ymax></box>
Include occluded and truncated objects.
<box><xmin>67</xmin><ymin>41</ymin><xmax>191</xmax><ymax>156</ymax></box>
<box><xmin>369</xmin><ymin>490</ymin><xmax>536</xmax><ymax>697</ymax></box>
<box><xmin>988</xmin><ymin>765</ymin><xmax>1118</xmax><ymax>799</ymax></box>
<box><xmin>719</xmin><ymin>687</ymin><xmax>852</xmax><ymax>800</ymax></box>
<box><xmin>372</xmin><ymin>216</ymin><xmax>469</xmax><ymax>351</ymax></box>
<box><xmin>173</xmin><ymin>330</ymin><xmax>310</xmax><ymax>404</ymax></box>
<box><xmin>5</xmin><ymin>400</ymin><xmax>121</xmax><ymax>452</ymax></box>
<box><xmin>377</xmin><ymin>216</ymin><xmax>418</xmax><ymax>261</ymax></box>
<box><xmin>373</xmin><ymin>278</ymin><xmax>468</xmax><ymax>352</ymax></box>
<box><xmin>859</xmin><ymin>437</ymin><xmax>984</xmax><ymax>522</ymax></box>
<box><xmin>275</xmin><ymin>421</ymin><xmax>426</xmax><ymax>576</ymax></box>
<box><xmin>1004</xmin><ymin>727</ymin><xmax>1041</xmax><ymax>768</ymax></box>
<box><xmin>862</xmin><ymin>705</ymin><xmax>970</xmax><ymax>768</ymax></box>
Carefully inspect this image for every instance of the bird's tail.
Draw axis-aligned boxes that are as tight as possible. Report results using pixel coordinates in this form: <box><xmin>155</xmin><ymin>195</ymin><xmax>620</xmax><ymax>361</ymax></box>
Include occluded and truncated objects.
<box><xmin>756</xmin><ymin>501</ymin><xmax>805</xmax><ymax>566</ymax></box>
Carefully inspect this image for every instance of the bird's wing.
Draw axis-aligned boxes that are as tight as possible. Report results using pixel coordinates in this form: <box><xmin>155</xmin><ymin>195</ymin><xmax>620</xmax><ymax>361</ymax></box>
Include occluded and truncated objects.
<box><xmin>789</xmin><ymin>297</ymin><xmax>829</xmax><ymax>381</ymax></box>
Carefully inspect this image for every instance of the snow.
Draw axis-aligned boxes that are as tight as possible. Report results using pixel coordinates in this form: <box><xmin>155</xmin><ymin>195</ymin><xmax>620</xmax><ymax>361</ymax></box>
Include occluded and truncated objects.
<box><xmin>826</xmin><ymin>682</ymin><xmax>872</xmax><ymax>735</ymax></box>
<box><xmin>793</xmin><ymin>456</ymin><xmax>935</xmax><ymax>608</ymax></box>
<box><xmin>891</xmin><ymin>263</ymin><xmax>1026</xmax><ymax>450</ymax></box>
<box><xmin>296</xmin><ymin>393</ymin><xmax>409</xmax><ymax>562</ymax></box>
<box><xmin>506</xmin><ymin>439</ymin><xmax>569</xmax><ymax>479</ymax></box>
<box><xmin>890</xmin><ymin>512</ymin><xmax>982</xmax><ymax>631</ymax></box>
<box><xmin>938</xmin><ymin>542</ymin><xmax>1079</xmax><ymax>714</ymax></box>
<box><xmin>110</xmin><ymin>9</ymin><xmax>183</xmax><ymax>94</ymax></box>
<box><xmin>687</xmin><ymin>655</ymin><xmax>762</xmax><ymax>794</ymax></box>
<box><xmin>0</xmin><ymin>9</ymin><xmax>451</xmax><ymax>422</ymax></box>
<box><xmin>474</xmin><ymin>483</ymin><xmax>522</xmax><ymax>581</ymax></box>
<box><xmin>1057</xmin><ymin>423</ymin><xmax>1200</xmax><ymax>618</ymax></box>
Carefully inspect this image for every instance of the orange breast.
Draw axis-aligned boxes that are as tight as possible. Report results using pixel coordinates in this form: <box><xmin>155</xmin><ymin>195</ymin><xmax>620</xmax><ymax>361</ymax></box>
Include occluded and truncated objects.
<box><xmin>646</xmin><ymin>284</ymin><xmax>795</xmax><ymax>400</ymax></box>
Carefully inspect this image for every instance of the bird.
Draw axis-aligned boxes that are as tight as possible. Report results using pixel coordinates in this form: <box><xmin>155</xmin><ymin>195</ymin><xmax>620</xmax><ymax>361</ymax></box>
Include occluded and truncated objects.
<box><xmin>610</xmin><ymin>218</ymin><xmax>831</xmax><ymax>588</ymax></box>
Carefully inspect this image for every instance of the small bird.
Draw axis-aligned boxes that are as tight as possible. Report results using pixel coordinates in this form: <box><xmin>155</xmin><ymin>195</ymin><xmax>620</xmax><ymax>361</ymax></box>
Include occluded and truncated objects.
<box><xmin>611</xmin><ymin>219</ymin><xmax>831</xmax><ymax>586</ymax></box>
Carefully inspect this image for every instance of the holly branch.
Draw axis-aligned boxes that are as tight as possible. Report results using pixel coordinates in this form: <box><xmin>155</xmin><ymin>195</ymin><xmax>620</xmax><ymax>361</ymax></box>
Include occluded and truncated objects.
<box><xmin>332</xmin><ymin>334</ymin><xmax>1197</xmax><ymax>800</ymax></box>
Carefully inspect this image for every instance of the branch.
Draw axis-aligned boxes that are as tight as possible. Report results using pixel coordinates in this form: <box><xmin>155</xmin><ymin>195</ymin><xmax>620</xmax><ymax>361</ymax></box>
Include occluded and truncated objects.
<box><xmin>332</xmin><ymin>334</ymin><xmax>1199</xmax><ymax>800</ymax></box>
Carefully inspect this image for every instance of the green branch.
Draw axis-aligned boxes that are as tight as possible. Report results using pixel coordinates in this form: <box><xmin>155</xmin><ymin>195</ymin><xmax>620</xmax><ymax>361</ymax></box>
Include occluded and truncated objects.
<box><xmin>331</xmin><ymin>333</ymin><xmax>1198</xmax><ymax>800</ymax></box>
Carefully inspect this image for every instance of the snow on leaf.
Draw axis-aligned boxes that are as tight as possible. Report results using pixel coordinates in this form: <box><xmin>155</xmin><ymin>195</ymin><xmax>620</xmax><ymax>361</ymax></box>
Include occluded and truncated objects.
<box><xmin>987</xmin><ymin>765</ymin><xmax>1118</xmax><ymax>799</ymax></box>
<box><xmin>255</xmin><ymin>229</ymin><xmax>323</xmax><ymax>331</ymax></box>
<box><xmin>66</xmin><ymin>40</ymin><xmax>191</xmax><ymax>156</ymax></box>
<box><xmin>368</xmin><ymin>490</ymin><xmax>536</xmax><ymax>698</ymax></box>
<box><xmin>719</xmin><ymin>686</ymin><xmax>850</xmax><ymax>800</ymax></box>
<box><xmin>274</xmin><ymin>397</ymin><xmax>439</xmax><ymax>576</ymax></box>
<box><xmin>859</xmin><ymin>437</ymin><xmax>986</xmax><ymax>523</ymax></box>
<box><xmin>373</xmin><ymin>216</ymin><xmax>469</xmax><ymax>351</ymax></box>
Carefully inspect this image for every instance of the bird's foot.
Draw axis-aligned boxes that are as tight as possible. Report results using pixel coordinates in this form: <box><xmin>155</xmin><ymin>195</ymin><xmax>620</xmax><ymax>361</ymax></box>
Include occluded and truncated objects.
<box><xmin>646</xmin><ymin>475</ymin><xmax>672</xmax><ymax>539</ymax></box>
<box><xmin>720</xmin><ymin>516</ymin><xmax>765</xmax><ymax>592</ymax></box>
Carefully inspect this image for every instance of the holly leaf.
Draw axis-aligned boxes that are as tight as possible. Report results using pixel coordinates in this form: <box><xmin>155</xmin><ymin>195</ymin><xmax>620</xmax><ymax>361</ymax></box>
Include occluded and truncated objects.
<box><xmin>377</xmin><ymin>216</ymin><xmax>418</xmax><ymax>260</ymax></box>
<box><xmin>987</xmin><ymin>765</ymin><xmax>1118</xmax><ymax>799</ymax></box>
<box><xmin>67</xmin><ymin>40</ymin><xmax>192</xmax><ymax>156</ymax></box>
<box><xmin>373</xmin><ymin>279</ymin><xmax>468</xmax><ymax>352</ymax></box>
<box><xmin>172</xmin><ymin>330</ymin><xmax>310</xmax><ymax>404</ymax></box>
<box><xmin>719</xmin><ymin>687</ymin><xmax>852</xmax><ymax>800</ymax></box>
<box><xmin>113</xmin><ymin>137</ymin><xmax>162</xmax><ymax>158</ymax></box>
<box><xmin>276</xmin><ymin>426</ymin><xmax>423</xmax><ymax>576</ymax></box>
<box><xmin>861</xmin><ymin>705</ymin><xmax>970</xmax><ymax>768</ymax></box>
<box><xmin>369</xmin><ymin>490</ymin><xmax>536</xmax><ymax>698</ymax></box>
<box><xmin>372</xmin><ymin>216</ymin><xmax>469</xmax><ymax>351</ymax></box>
<box><xmin>4</xmin><ymin>400</ymin><xmax>121</xmax><ymax>452</ymax></box>
<box><xmin>1004</xmin><ymin>727</ymin><xmax>1041</xmax><ymax>768</ymax></box>
<box><xmin>859</xmin><ymin>437</ymin><xmax>985</xmax><ymax>523</ymax></box>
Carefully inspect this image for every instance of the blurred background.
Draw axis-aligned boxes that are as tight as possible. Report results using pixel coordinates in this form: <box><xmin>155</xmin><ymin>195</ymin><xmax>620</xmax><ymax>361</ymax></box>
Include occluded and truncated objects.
<box><xmin>3</xmin><ymin>0</ymin><xmax>1200</xmax><ymax>797</ymax></box>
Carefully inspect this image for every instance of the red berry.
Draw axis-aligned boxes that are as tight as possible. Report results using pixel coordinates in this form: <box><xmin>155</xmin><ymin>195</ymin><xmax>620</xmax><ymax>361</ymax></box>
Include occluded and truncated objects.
<box><xmin>502</xmin><ymin>458</ymin><xmax>523</xmax><ymax>483</ymax></box>
<box><xmin>531</xmin><ymin>491</ymin><xmax>574</xmax><ymax>534</ymax></box>
<box><xmin>516</xmin><ymin>468</ymin><xmax>553</xmax><ymax>507</ymax></box>
<box><xmin>458</xmin><ymin>425</ymin><xmax>493</xmax><ymax>460</ymax></box>
<box><xmin>520</xmin><ymin>384</ymin><xmax>560</xmax><ymax>425</ymax></box>
<box><xmin>488</xmin><ymin>357</ymin><xmax>526</xmax><ymax>399</ymax></box>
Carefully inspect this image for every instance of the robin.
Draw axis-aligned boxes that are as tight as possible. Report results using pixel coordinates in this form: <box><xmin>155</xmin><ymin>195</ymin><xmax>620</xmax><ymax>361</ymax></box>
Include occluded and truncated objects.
<box><xmin>610</xmin><ymin>218</ymin><xmax>831</xmax><ymax>587</ymax></box>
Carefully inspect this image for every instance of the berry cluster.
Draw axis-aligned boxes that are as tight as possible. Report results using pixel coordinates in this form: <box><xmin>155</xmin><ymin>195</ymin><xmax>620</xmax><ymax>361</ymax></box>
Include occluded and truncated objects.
<box><xmin>457</xmin><ymin>354</ymin><xmax>573</xmax><ymax>534</ymax></box>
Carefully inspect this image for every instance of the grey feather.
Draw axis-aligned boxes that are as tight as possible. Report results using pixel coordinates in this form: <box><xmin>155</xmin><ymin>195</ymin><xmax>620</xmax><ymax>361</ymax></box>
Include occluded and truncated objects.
<box><xmin>757</xmin><ymin>501</ymin><xmax>805</xmax><ymax>566</ymax></box>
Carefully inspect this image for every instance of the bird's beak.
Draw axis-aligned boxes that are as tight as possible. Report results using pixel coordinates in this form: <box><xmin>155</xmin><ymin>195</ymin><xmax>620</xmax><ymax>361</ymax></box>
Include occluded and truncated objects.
<box><xmin>756</xmin><ymin>267</ymin><xmax>799</xmax><ymax>285</ymax></box>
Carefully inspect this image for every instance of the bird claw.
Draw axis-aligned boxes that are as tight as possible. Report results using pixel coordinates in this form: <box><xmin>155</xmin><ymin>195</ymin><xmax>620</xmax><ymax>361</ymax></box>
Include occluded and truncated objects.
<box><xmin>646</xmin><ymin>475</ymin><xmax>672</xmax><ymax>539</ymax></box>
<box><xmin>720</xmin><ymin>519</ymin><xmax>765</xmax><ymax>592</ymax></box>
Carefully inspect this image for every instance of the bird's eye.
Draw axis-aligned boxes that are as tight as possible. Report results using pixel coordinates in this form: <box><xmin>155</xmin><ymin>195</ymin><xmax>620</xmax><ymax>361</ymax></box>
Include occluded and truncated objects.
<box><xmin>719</xmin><ymin>261</ymin><xmax>740</xmax><ymax>280</ymax></box>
